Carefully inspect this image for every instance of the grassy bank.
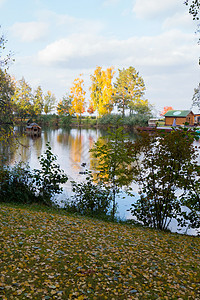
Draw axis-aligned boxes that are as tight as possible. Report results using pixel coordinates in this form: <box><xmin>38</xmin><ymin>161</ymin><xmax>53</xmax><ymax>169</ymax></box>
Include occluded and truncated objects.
<box><xmin>14</xmin><ymin>114</ymin><xmax>150</xmax><ymax>129</ymax></box>
<box><xmin>0</xmin><ymin>203</ymin><xmax>199</xmax><ymax>299</ymax></box>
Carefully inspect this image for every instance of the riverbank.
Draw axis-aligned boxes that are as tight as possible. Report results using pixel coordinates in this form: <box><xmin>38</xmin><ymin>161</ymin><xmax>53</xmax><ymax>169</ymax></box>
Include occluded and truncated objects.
<box><xmin>14</xmin><ymin>113</ymin><xmax>151</xmax><ymax>130</ymax></box>
<box><xmin>0</xmin><ymin>203</ymin><xmax>199</xmax><ymax>299</ymax></box>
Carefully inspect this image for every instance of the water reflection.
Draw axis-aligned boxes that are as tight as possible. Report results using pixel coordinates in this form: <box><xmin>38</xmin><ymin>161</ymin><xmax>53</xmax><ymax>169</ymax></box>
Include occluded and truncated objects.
<box><xmin>0</xmin><ymin>139</ymin><xmax>15</xmax><ymax>165</ymax></box>
<box><xmin>1</xmin><ymin>127</ymin><xmax>102</xmax><ymax>176</ymax></box>
<box><xmin>1</xmin><ymin>126</ymin><xmax>137</xmax><ymax>171</ymax></box>
<box><xmin>0</xmin><ymin>127</ymin><xmax>139</xmax><ymax>220</ymax></box>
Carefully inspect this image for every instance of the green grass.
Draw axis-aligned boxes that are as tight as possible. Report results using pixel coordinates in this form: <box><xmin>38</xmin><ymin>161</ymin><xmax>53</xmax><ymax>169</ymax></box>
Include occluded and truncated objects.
<box><xmin>0</xmin><ymin>203</ymin><xmax>199</xmax><ymax>299</ymax></box>
<box><xmin>157</xmin><ymin>121</ymin><xmax>165</xmax><ymax>127</ymax></box>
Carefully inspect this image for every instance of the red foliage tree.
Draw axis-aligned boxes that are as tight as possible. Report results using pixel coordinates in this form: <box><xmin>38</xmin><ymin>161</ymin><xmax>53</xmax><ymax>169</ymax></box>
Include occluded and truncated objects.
<box><xmin>160</xmin><ymin>106</ymin><xmax>173</xmax><ymax>116</ymax></box>
<box><xmin>87</xmin><ymin>104</ymin><xmax>95</xmax><ymax>115</ymax></box>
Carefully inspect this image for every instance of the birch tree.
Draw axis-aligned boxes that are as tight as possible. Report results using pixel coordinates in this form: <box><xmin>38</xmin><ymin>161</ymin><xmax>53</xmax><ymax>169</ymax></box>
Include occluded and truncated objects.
<box><xmin>43</xmin><ymin>90</ymin><xmax>56</xmax><ymax>115</ymax></box>
<box><xmin>12</xmin><ymin>77</ymin><xmax>33</xmax><ymax>121</ymax></box>
<box><xmin>192</xmin><ymin>83</ymin><xmax>200</xmax><ymax>109</ymax></box>
<box><xmin>113</xmin><ymin>66</ymin><xmax>146</xmax><ymax>117</ymax></box>
<box><xmin>90</xmin><ymin>66</ymin><xmax>115</xmax><ymax>117</ymax></box>
<box><xmin>33</xmin><ymin>86</ymin><xmax>44</xmax><ymax>116</ymax></box>
<box><xmin>70</xmin><ymin>75</ymin><xmax>86</xmax><ymax>124</ymax></box>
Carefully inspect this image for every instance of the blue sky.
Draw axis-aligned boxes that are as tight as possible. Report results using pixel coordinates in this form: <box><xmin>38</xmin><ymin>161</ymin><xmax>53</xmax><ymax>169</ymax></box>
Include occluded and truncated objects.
<box><xmin>1</xmin><ymin>0</ymin><xmax>199</xmax><ymax>114</ymax></box>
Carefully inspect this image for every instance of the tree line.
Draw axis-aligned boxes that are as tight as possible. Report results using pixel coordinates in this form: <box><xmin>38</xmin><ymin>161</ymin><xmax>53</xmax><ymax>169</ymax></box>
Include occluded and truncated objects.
<box><xmin>1</xmin><ymin>64</ymin><xmax>152</xmax><ymax>126</ymax></box>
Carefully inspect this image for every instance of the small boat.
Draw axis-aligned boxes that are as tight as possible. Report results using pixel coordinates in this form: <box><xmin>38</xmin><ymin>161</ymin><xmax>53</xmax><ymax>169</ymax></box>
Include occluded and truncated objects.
<box><xmin>26</xmin><ymin>123</ymin><xmax>41</xmax><ymax>136</ymax></box>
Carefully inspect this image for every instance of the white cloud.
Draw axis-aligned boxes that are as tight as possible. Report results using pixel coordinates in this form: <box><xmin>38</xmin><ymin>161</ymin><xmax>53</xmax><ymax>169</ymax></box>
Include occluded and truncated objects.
<box><xmin>38</xmin><ymin>33</ymin><xmax>117</xmax><ymax>68</ymax></box>
<box><xmin>11</xmin><ymin>27</ymin><xmax>199</xmax><ymax>112</ymax></box>
<box><xmin>10</xmin><ymin>21</ymin><xmax>49</xmax><ymax>42</ymax></box>
<box><xmin>36</xmin><ymin>10</ymin><xmax>104</xmax><ymax>35</ymax></box>
<box><xmin>133</xmin><ymin>0</ymin><xmax>180</xmax><ymax>19</ymax></box>
<box><xmin>56</xmin><ymin>14</ymin><xmax>104</xmax><ymax>34</ymax></box>
<box><xmin>163</xmin><ymin>12</ymin><xmax>195</xmax><ymax>31</ymax></box>
<box><xmin>38</xmin><ymin>30</ymin><xmax>198</xmax><ymax>72</ymax></box>
<box><xmin>36</xmin><ymin>28</ymin><xmax>199</xmax><ymax>111</ymax></box>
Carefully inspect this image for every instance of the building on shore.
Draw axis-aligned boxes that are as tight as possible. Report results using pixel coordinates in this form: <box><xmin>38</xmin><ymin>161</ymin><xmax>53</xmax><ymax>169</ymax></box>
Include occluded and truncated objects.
<box><xmin>26</xmin><ymin>123</ymin><xmax>41</xmax><ymax>136</ymax></box>
<box><xmin>164</xmin><ymin>110</ymin><xmax>195</xmax><ymax>126</ymax></box>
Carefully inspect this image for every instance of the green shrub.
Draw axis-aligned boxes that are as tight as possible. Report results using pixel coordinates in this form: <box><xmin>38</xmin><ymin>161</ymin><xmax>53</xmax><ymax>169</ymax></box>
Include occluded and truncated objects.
<box><xmin>36</xmin><ymin>114</ymin><xmax>59</xmax><ymax>126</ymax></box>
<box><xmin>98</xmin><ymin>114</ymin><xmax>149</xmax><ymax>127</ymax></box>
<box><xmin>98</xmin><ymin>114</ymin><xmax>122</xmax><ymax>125</ymax></box>
<box><xmin>123</xmin><ymin>114</ymin><xmax>149</xmax><ymax>127</ymax></box>
<box><xmin>33</xmin><ymin>143</ymin><xmax>68</xmax><ymax>205</ymax></box>
<box><xmin>64</xmin><ymin>170</ymin><xmax>112</xmax><ymax>216</ymax></box>
<box><xmin>60</xmin><ymin>115</ymin><xmax>72</xmax><ymax>127</ymax></box>
<box><xmin>0</xmin><ymin>163</ymin><xmax>38</xmax><ymax>204</ymax></box>
<box><xmin>0</xmin><ymin>143</ymin><xmax>68</xmax><ymax>206</ymax></box>
<box><xmin>90</xmin><ymin>118</ymin><xmax>97</xmax><ymax>126</ymax></box>
<box><xmin>129</xmin><ymin>127</ymin><xmax>200</xmax><ymax>231</ymax></box>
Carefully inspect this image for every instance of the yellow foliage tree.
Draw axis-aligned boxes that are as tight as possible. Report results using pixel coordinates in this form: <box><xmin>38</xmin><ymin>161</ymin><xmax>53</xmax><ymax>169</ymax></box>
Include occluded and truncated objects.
<box><xmin>89</xmin><ymin>66</ymin><xmax>115</xmax><ymax>117</ymax></box>
<box><xmin>70</xmin><ymin>75</ymin><xmax>86</xmax><ymax>124</ymax></box>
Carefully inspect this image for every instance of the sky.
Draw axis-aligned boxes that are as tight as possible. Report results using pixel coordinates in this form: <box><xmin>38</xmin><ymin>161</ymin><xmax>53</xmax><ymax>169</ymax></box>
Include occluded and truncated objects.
<box><xmin>0</xmin><ymin>0</ymin><xmax>200</xmax><ymax>115</ymax></box>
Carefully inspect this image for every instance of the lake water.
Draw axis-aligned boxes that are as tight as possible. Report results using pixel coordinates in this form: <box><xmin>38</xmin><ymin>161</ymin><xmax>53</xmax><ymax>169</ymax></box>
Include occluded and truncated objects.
<box><xmin>1</xmin><ymin>126</ymin><xmax>199</xmax><ymax>235</ymax></box>
<box><xmin>3</xmin><ymin>127</ymin><xmax>137</xmax><ymax>219</ymax></box>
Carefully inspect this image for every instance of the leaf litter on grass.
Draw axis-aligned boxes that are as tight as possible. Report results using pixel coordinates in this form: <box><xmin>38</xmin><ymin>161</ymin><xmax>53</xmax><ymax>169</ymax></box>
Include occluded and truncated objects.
<box><xmin>0</xmin><ymin>204</ymin><xmax>199</xmax><ymax>299</ymax></box>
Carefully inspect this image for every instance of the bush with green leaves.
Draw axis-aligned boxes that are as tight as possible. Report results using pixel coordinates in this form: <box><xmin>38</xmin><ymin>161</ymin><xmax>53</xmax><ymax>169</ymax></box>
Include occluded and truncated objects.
<box><xmin>0</xmin><ymin>162</ymin><xmax>38</xmax><ymax>203</ymax></box>
<box><xmin>129</xmin><ymin>127</ymin><xmax>200</xmax><ymax>232</ymax></box>
<box><xmin>64</xmin><ymin>170</ymin><xmax>112</xmax><ymax>217</ymax></box>
<box><xmin>60</xmin><ymin>115</ymin><xmax>72</xmax><ymax>127</ymax></box>
<box><xmin>98</xmin><ymin>114</ymin><xmax>123</xmax><ymax>125</ymax></box>
<box><xmin>178</xmin><ymin>151</ymin><xmax>200</xmax><ymax>231</ymax></box>
<box><xmin>123</xmin><ymin>114</ymin><xmax>149</xmax><ymax>127</ymax></box>
<box><xmin>36</xmin><ymin>114</ymin><xmax>59</xmax><ymax>126</ymax></box>
<box><xmin>33</xmin><ymin>143</ymin><xmax>68</xmax><ymax>205</ymax></box>
<box><xmin>98</xmin><ymin>114</ymin><xmax>149</xmax><ymax>127</ymax></box>
<box><xmin>0</xmin><ymin>143</ymin><xmax>68</xmax><ymax>206</ymax></box>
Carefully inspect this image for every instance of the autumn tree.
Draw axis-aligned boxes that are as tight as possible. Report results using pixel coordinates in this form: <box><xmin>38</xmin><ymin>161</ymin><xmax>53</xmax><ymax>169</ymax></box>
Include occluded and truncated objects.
<box><xmin>70</xmin><ymin>75</ymin><xmax>86</xmax><ymax>124</ymax></box>
<box><xmin>0</xmin><ymin>29</ymin><xmax>12</xmax><ymax>68</ymax></box>
<box><xmin>184</xmin><ymin>1</ymin><xmax>200</xmax><ymax>63</ymax></box>
<box><xmin>43</xmin><ymin>90</ymin><xmax>56</xmax><ymax>115</ymax></box>
<box><xmin>0</xmin><ymin>69</ymin><xmax>15</xmax><ymax>143</ymax></box>
<box><xmin>87</xmin><ymin>103</ymin><xmax>95</xmax><ymax>115</ymax></box>
<box><xmin>160</xmin><ymin>106</ymin><xmax>174</xmax><ymax>116</ymax></box>
<box><xmin>184</xmin><ymin>0</ymin><xmax>200</xmax><ymax>20</ymax></box>
<box><xmin>57</xmin><ymin>94</ymin><xmax>72</xmax><ymax>116</ymax></box>
<box><xmin>191</xmin><ymin>83</ymin><xmax>200</xmax><ymax>109</ymax></box>
<box><xmin>0</xmin><ymin>29</ymin><xmax>15</xmax><ymax>152</ymax></box>
<box><xmin>32</xmin><ymin>86</ymin><xmax>44</xmax><ymax>117</ymax></box>
<box><xmin>113</xmin><ymin>66</ymin><xmax>146</xmax><ymax>117</ymax></box>
<box><xmin>0</xmin><ymin>31</ymin><xmax>14</xmax><ymax>124</ymax></box>
<box><xmin>12</xmin><ymin>77</ymin><xmax>33</xmax><ymax>121</ymax></box>
<box><xmin>130</xmin><ymin>127</ymin><xmax>200</xmax><ymax>231</ymax></box>
<box><xmin>90</xmin><ymin>66</ymin><xmax>115</xmax><ymax>117</ymax></box>
<box><xmin>0</xmin><ymin>32</ymin><xmax>6</xmax><ymax>67</ymax></box>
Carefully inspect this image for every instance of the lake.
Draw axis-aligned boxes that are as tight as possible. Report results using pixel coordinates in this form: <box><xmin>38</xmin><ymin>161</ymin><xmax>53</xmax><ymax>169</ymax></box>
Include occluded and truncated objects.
<box><xmin>1</xmin><ymin>126</ymin><xmax>199</xmax><ymax>235</ymax></box>
<box><xmin>2</xmin><ymin>127</ymin><xmax>137</xmax><ymax>219</ymax></box>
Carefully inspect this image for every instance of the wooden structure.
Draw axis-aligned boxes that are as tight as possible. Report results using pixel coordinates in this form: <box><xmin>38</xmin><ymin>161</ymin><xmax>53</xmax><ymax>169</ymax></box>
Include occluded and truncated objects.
<box><xmin>137</xmin><ymin>127</ymin><xmax>173</xmax><ymax>133</ymax></box>
<box><xmin>164</xmin><ymin>110</ymin><xmax>195</xmax><ymax>126</ymax></box>
<box><xmin>26</xmin><ymin>123</ymin><xmax>41</xmax><ymax>136</ymax></box>
<box><xmin>194</xmin><ymin>114</ymin><xmax>200</xmax><ymax>125</ymax></box>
